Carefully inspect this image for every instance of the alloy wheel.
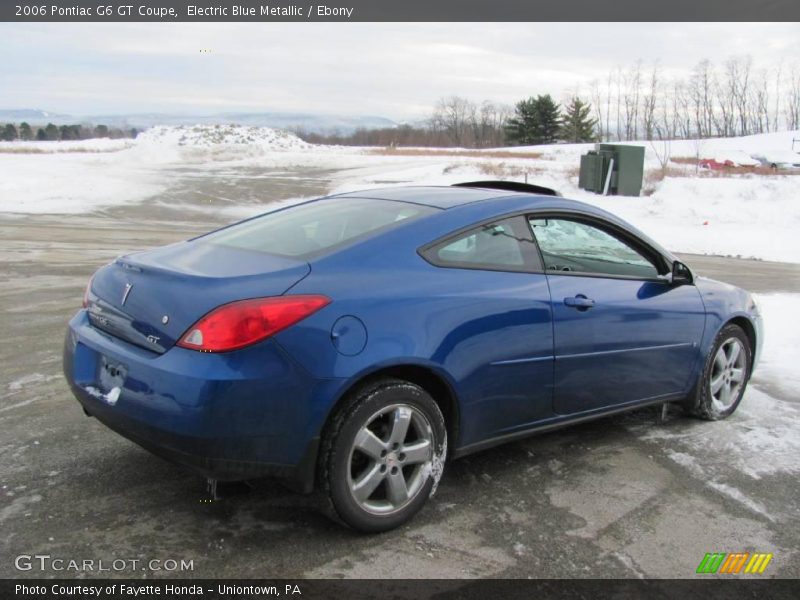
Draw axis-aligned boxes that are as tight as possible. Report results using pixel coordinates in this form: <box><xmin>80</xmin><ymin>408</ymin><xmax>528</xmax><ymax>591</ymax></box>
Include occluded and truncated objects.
<box><xmin>347</xmin><ymin>404</ymin><xmax>434</xmax><ymax>515</ymax></box>
<box><xmin>709</xmin><ymin>337</ymin><xmax>747</xmax><ymax>412</ymax></box>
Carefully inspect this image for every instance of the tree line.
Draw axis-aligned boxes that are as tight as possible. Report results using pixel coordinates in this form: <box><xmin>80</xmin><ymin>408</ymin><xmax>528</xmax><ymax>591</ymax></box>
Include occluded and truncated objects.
<box><xmin>589</xmin><ymin>57</ymin><xmax>800</xmax><ymax>141</ymax></box>
<box><xmin>301</xmin><ymin>55</ymin><xmax>800</xmax><ymax>148</ymax></box>
<box><xmin>0</xmin><ymin>122</ymin><xmax>139</xmax><ymax>142</ymax></box>
<box><xmin>297</xmin><ymin>95</ymin><xmax>596</xmax><ymax>148</ymax></box>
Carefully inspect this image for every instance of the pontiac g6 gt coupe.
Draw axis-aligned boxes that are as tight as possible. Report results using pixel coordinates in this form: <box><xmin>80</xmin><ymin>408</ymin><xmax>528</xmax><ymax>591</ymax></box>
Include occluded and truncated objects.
<box><xmin>64</xmin><ymin>182</ymin><xmax>762</xmax><ymax>532</ymax></box>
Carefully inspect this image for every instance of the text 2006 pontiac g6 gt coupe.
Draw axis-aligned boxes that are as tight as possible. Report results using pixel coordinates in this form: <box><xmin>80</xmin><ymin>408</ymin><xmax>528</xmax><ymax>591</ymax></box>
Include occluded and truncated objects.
<box><xmin>64</xmin><ymin>182</ymin><xmax>762</xmax><ymax>532</ymax></box>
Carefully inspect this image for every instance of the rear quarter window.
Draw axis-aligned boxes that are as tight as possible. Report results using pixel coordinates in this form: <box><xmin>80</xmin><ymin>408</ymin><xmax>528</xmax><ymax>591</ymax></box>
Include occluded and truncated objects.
<box><xmin>200</xmin><ymin>198</ymin><xmax>438</xmax><ymax>258</ymax></box>
<box><xmin>421</xmin><ymin>216</ymin><xmax>542</xmax><ymax>272</ymax></box>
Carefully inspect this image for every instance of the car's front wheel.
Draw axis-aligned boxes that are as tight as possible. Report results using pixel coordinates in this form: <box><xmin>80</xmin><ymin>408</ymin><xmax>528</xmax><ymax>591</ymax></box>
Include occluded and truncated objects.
<box><xmin>686</xmin><ymin>324</ymin><xmax>752</xmax><ymax>420</ymax></box>
<box><xmin>319</xmin><ymin>378</ymin><xmax>447</xmax><ymax>532</ymax></box>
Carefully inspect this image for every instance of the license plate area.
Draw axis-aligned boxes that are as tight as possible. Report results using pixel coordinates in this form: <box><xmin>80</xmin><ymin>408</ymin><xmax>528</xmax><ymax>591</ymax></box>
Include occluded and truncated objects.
<box><xmin>98</xmin><ymin>356</ymin><xmax>128</xmax><ymax>392</ymax></box>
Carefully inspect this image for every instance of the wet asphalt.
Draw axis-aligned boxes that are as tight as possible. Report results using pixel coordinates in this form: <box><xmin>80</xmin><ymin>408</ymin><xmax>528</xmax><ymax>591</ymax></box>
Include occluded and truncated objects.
<box><xmin>1</xmin><ymin>165</ymin><xmax>798</xmax><ymax>579</ymax></box>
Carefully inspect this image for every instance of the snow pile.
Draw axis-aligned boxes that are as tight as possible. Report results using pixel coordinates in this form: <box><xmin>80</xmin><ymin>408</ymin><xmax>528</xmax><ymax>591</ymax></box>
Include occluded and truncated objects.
<box><xmin>132</xmin><ymin>125</ymin><xmax>316</xmax><ymax>163</ymax></box>
<box><xmin>137</xmin><ymin>124</ymin><xmax>313</xmax><ymax>150</ymax></box>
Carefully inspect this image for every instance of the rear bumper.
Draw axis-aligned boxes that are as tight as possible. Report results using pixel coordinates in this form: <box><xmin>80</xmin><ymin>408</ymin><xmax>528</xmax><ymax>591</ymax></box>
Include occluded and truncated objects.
<box><xmin>63</xmin><ymin>311</ymin><xmax>334</xmax><ymax>492</ymax></box>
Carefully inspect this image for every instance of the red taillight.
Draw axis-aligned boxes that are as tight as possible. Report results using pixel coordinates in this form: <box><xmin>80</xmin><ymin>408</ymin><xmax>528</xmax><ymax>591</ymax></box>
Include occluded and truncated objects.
<box><xmin>82</xmin><ymin>276</ymin><xmax>94</xmax><ymax>309</ymax></box>
<box><xmin>177</xmin><ymin>295</ymin><xmax>330</xmax><ymax>353</ymax></box>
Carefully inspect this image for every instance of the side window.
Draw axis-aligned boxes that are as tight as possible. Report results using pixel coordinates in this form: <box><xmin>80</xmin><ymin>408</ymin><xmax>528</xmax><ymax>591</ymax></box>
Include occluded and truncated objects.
<box><xmin>423</xmin><ymin>216</ymin><xmax>540</xmax><ymax>272</ymax></box>
<box><xmin>529</xmin><ymin>217</ymin><xmax>660</xmax><ymax>279</ymax></box>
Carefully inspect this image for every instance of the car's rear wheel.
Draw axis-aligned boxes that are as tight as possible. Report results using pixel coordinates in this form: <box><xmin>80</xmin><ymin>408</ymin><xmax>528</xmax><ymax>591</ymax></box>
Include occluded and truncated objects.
<box><xmin>319</xmin><ymin>378</ymin><xmax>447</xmax><ymax>532</ymax></box>
<box><xmin>686</xmin><ymin>324</ymin><xmax>752</xmax><ymax>420</ymax></box>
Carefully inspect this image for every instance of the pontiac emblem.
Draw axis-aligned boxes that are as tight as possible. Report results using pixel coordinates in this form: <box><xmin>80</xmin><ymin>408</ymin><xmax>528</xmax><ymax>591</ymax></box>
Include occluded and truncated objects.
<box><xmin>121</xmin><ymin>283</ymin><xmax>133</xmax><ymax>306</ymax></box>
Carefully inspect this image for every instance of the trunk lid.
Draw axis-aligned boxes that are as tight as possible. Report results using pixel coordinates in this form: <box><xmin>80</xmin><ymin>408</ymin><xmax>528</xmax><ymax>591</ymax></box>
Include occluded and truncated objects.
<box><xmin>86</xmin><ymin>240</ymin><xmax>310</xmax><ymax>353</ymax></box>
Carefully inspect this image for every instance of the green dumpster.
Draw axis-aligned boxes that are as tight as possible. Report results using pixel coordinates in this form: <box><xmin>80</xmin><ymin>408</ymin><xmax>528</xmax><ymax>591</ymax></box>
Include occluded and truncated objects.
<box><xmin>578</xmin><ymin>144</ymin><xmax>645</xmax><ymax>196</ymax></box>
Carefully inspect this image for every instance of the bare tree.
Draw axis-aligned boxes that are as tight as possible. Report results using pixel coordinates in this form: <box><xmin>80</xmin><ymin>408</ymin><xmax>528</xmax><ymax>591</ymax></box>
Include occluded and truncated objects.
<box><xmin>772</xmin><ymin>61</ymin><xmax>783</xmax><ymax>132</ymax></box>
<box><xmin>786</xmin><ymin>63</ymin><xmax>800</xmax><ymax>130</ymax></box>
<box><xmin>650</xmin><ymin>124</ymin><xmax>672</xmax><ymax>176</ymax></box>
<box><xmin>752</xmin><ymin>69</ymin><xmax>771</xmax><ymax>134</ymax></box>
<box><xmin>621</xmin><ymin>61</ymin><xmax>642</xmax><ymax>140</ymax></box>
<box><xmin>431</xmin><ymin>96</ymin><xmax>476</xmax><ymax>147</ymax></box>
<box><xmin>590</xmin><ymin>78</ymin><xmax>606</xmax><ymax>142</ymax></box>
<box><xmin>723</xmin><ymin>56</ymin><xmax>754</xmax><ymax>136</ymax></box>
<box><xmin>688</xmin><ymin>60</ymin><xmax>716</xmax><ymax>138</ymax></box>
<box><xmin>473</xmin><ymin>101</ymin><xmax>512</xmax><ymax>147</ymax></box>
<box><xmin>641</xmin><ymin>62</ymin><xmax>660</xmax><ymax>141</ymax></box>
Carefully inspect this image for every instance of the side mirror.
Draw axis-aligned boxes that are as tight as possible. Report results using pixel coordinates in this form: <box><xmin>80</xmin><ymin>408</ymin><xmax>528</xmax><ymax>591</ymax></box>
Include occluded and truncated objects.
<box><xmin>671</xmin><ymin>260</ymin><xmax>693</xmax><ymax>285</ymax></box>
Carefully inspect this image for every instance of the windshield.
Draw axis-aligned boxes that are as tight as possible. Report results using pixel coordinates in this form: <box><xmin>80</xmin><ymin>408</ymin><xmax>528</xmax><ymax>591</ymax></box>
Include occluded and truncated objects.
<box><xmin>200</xmin><ymin>197</ymin><xmax>438</xmax><ymax>258</ymax></box>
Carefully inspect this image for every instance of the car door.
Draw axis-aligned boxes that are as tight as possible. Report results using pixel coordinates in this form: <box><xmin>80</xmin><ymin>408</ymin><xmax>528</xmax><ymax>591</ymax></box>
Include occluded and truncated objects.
<box><xmin>528</xmin><ymin>215</ymin><xmax>706</xmax><ymax>415</ymax></box>
<box><xmin>420</xmin><ymin>215</ymin><xmax>555</xmax><ymax>443</ymax></box>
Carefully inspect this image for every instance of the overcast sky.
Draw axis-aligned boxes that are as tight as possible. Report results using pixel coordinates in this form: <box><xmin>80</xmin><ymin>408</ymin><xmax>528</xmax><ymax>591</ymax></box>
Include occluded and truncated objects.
<box><xmin>1</xmin><ymin>22</ymin><xmax>797</xmax><ymax>120</ymax></box>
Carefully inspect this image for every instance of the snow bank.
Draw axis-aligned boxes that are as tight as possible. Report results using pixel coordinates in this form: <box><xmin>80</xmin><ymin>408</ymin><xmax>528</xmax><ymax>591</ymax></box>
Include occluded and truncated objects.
<box><xmin>567</xmin><ymin>176</ymin><xmax>800</xmax><ymax>262</ymax></box>
<box><xmin>753</xmin><ymin>293</ymin><xmax>800</xmax><ymax>395</ymax></box>
<box><xmin>0</xmin><ymin>150</ymin><xmax>164</xmax><ymax>214</ymax></box>
<box><xmin>130</xmin><ymin>124</ymin><xmax>318</xmax><ymax>164</ymax></box>
<box><xmin>503</xmin><ymin>130</ymin><xmax>800</xmax><ymax>167</ymax></box>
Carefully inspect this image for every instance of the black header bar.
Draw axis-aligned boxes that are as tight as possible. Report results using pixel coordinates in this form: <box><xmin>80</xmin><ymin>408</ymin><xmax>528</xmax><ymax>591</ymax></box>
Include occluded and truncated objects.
<box><xmin>4</xmin><ymin>579</ymin><xmax>800</xmax><ymax>600</ymax></box>
<box><xmin>2</xmin><ymin>0</ymin><xmax>799</xmax><ymax>22</ymax></box>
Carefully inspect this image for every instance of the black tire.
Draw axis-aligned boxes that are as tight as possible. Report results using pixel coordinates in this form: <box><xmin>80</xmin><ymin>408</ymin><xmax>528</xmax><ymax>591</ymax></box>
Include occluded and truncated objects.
<box><xmin>318</xmin><ymin>378</ymin><xmax>447</xmax><ymax>533</ymax></box>
<box><xmin>685</xmin><ymin>324</ymin><xmax>752</xmax><ymax>421</ymax></box>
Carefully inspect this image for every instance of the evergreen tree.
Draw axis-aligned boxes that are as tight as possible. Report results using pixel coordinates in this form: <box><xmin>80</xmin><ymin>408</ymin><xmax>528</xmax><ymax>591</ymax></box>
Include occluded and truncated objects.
<box><xmin>36</xmin><ymin>128</ymin><xmax>47</xmax><ymax>141</ymax></box>
<box><xmin>560</xmin><ymin>97</ymin><xmax>597</xmax><ymax>143</ymax></box>
<box><xmin>19</xmin><ymin>122</ymin><xmax>33</xmax><ymax>140</ymax></box>
<box><xmin>505</xmin><ymin>97</ymin><xmax>538</xmax><ymax>145</ymax></box>
<box><xmin>94</xmin><ymin>124</ymin><xmax>109</xmax><ymax>138</ymax></box>
<box><xmin>44</xmin><ymin>122</ymin><xmax>59</xmax><ymax>140</ymax></box>
<box><xmin>1</xmin><ymin>123</ymin><xmax>18</xmax><ymax>141</ymax></box>
<box><xmin>534</xmin><ymin>94</ymin><xmax>561</xmax><ymax>144</ymax></box>
<box><xmin>505</xmin><ymin>95</ymin><xmax>561</xmax><ymax>145</ymax></box>
<box><xmin>59</xmin><ymin>125</ymin><xmax>74</xmax><ymax>140</ymax></box>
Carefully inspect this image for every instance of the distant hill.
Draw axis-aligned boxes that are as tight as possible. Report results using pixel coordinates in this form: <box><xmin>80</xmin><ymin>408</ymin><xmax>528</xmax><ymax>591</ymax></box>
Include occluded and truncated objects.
<box><xmin>0</xmin><ymin>109</ymin><xmax>398</xmax><ymax>134</ymax></box>
<box><xmin>0</xmin><ymin>109</ymin><xmax>72</xmax><ymax>122</ymax></box>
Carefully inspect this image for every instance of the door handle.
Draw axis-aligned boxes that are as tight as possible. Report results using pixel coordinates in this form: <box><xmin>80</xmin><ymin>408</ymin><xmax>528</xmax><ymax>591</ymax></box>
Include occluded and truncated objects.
<box><xmin>564</xmin><ymin>295</ymin><xmax>595</xmax><ymax>310</ymax></box>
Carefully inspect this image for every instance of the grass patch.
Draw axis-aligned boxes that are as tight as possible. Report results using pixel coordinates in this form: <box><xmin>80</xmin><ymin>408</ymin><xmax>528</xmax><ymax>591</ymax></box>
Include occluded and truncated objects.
<box><xmin>448</xmin><ymin>162</ymin><xmax>546</xmax><ymax>178</ymax></box>
<box><xmin>368</xmin><ymin>147</ymin><xmax>544</xmax><ymax>160</ymax></box>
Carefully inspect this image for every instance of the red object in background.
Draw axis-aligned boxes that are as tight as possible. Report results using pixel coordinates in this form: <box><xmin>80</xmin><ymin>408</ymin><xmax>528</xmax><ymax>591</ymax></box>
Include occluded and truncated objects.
<box><xmin>699</xmin><ymin>158</ymin><xmax>732</xmax><ymax>170</ymax></box>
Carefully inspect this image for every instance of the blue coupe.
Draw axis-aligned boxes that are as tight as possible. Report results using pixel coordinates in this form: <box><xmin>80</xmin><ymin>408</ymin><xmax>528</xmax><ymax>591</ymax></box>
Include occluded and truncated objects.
<box><xmin>64</xmin><ymin>182</ymin><xmax>762</xmax><ymax>532</ymax></box>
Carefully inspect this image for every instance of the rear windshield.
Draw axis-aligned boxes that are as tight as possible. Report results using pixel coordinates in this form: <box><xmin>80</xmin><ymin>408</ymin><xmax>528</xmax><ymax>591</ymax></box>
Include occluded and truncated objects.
<box><xmin>201</xmin><ymin>197</ymin><xmax>438</xmax><ymax>258</ymax></box>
